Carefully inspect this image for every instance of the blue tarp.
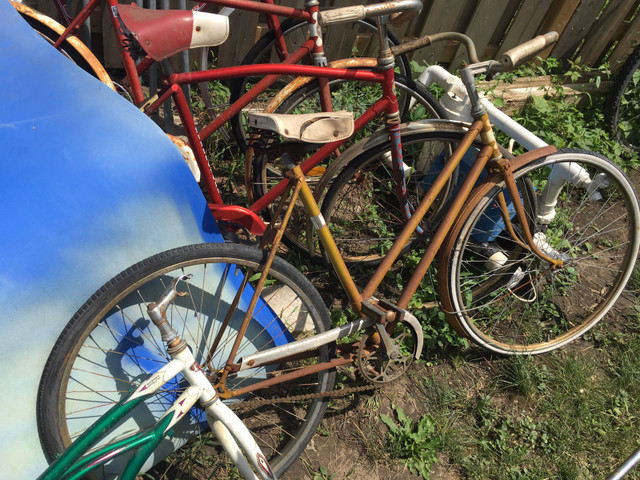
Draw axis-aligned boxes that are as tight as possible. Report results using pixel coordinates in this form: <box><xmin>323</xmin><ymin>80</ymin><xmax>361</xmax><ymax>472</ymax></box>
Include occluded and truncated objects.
<box><xmin>0</xmin><ymin>2</ymin><xmax>223</xmax><ymax>477</ymax></box>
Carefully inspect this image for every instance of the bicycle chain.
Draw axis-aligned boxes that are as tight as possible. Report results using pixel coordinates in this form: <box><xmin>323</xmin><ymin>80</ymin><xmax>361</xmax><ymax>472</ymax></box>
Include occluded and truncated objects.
<box><xmin>227</xmin><ymin>383</ymin><xmax>382</xmax><ymax>412</ymax></box>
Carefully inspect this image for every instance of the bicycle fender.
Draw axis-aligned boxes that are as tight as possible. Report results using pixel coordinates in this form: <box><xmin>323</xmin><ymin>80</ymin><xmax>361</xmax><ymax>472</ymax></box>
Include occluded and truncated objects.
<box><xmin>313</xmin><ymin>119</ymin><xmax>477</xmax><ymax>200</ymax></box>
<box><xmin>11</xmin><ymin>0</ymin><xmax>115</xmax><ymax>90</ymax></box>
<box><xmin>402</xmin><ymin>310</ymin><xmax>424</xmax><ymax>360</ymax></box>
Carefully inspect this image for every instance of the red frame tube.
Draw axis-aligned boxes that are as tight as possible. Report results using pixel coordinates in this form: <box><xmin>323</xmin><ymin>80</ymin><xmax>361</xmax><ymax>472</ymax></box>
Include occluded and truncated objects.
<box><xmin>154</xmin><ymin>62</ymin><xmax>388</xmax><ymax>219</ymax></box>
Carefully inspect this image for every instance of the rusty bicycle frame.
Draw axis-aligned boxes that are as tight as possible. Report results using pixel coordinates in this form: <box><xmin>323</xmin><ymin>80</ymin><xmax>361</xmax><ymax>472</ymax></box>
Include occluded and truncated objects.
<box><xmin>208</xmin><ymin>68</ymin><xmax>562</xmax><ymax>399</ymax></box>
<box><xmin>44</xmin><ymin>0</ymin><xmax>323</xmax><ymax>106</ymax></box>
<box><xmin>31</xmin><ymin>0</ymin><xmax>425</xmax><ymax>235</ymax></box>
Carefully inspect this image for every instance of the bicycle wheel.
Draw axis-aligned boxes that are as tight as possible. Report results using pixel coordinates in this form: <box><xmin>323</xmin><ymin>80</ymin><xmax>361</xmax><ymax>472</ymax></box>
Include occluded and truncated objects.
<box><xmin>606</xmin><ymin>45</ymin><xmax>640</xmax><ymax>152</ymax></box>
<box><xmin>223</xmin><ymin>17</ymin><xmax>412</xmax><ymax>151</ymax></box>
<box><xmin>439</xmin><ymin>149</ymin><xmax>640</xmax><ymax>354</ymax></box>
<box><xmin>37</xmin><ymin>243</ymin><xmax>335</xmax><ymax>478</ymax></box>
<box><xmin>251</xmin><ymin>77</ymin><xmax>446</xmax><ymax>263</ymax></box>
<box><xmin>13</xmin><ymin>1</ymin><xmax>115</xmax><ymax>90</ymax></box>
<box><xmin>320</xmin><ymin>127</ymin><xmax>498</xmax><ymax>266</ymax></box>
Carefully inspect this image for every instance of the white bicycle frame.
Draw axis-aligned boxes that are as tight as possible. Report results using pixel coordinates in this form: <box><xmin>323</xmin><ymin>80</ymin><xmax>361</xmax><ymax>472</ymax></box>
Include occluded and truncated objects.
<box><xmin>414</xmin><ymin>64</ymin><xmax>608</xmax><ymax>225</ymax></box>
<box><xmin>137</xmin><ymin>348</ymin><xmax>276</xmax><ymax>480</ymax></box>
<box><xmin>144</xmin><ymin>275</ymin><xmax>277</xmax><ymax>480</ymax></box>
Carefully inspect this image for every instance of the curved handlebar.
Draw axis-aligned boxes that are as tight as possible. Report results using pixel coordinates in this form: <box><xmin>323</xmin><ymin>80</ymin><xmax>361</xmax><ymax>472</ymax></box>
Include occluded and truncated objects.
<box><xmin>318</xmin><ymin>0</ymin><xmax>422</xmax><ymax>26</ymax></box>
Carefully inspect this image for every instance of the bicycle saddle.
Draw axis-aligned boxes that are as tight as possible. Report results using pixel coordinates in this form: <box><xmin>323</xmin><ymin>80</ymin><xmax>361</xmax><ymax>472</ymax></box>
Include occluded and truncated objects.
<box><xmin>248</xmin><ymin>111</ymin><xmax>354</xmax><ymax>143</ymax></box>
<box><xmin>117</xmin><ymin>4</ymin><xmax>229</xmax><ymax>61</ymax></box>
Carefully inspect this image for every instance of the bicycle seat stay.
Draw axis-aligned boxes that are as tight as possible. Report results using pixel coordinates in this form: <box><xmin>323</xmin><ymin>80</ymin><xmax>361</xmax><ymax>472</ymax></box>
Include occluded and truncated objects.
<box><xmin>117</xmin><ymin>4</ymin><xmax>229</xmax><ymax>61</ymax></box>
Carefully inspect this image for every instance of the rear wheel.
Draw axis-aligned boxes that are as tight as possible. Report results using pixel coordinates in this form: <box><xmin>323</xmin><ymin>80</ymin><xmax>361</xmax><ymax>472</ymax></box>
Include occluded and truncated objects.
<box><xmin>606</xmin><ymin>45</ymin><xmax>640</xmax><ymax>152</ymax></box>
<box><xmin>321</xmin><ymin>128</ymin><xmax>494</xmax><ymax>266</ymax></box>
<box><xmin>37</xmin><ymin>242</ymin><xmax>335</xmax><ymax>478</ymax></box>
<box><xmin>250</xmin><ymin>77</ymin><xmax>446</xmax><ymax>263</ymax></box>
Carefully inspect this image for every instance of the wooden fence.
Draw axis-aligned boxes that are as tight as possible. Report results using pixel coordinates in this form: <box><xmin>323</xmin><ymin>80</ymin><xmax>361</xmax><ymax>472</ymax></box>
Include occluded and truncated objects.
<box><xmin>28</xmin><ymin>0</ymin><xmax>640</xmax><ymax>72</ymax></box>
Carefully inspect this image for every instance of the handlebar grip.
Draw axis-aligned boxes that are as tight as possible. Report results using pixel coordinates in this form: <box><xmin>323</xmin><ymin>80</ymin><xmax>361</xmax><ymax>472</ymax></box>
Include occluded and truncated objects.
<box><xmin>499</xmin><ymin>32</ymin><xmax>559</xmax><ymax>69</ymax></box>
<box><xmin>318</xmin><ymin>5</ymin><xmax>366</xmax><ymax>25</ymax></box>
<box><xmin>319</xmin><ymin>0</ymin><xmax>422</xmax><ymax>26</ymax></box>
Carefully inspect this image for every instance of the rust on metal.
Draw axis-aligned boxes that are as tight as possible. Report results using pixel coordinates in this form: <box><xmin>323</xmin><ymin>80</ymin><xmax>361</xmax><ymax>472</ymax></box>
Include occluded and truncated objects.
<box><xmin>166</xmin><ymin>134</ymin><xmax>200</xmax><ymax>182</ymax></box>
<box><xmin>398</xmin><ymin>143</ymin><xmax>494</xmax><ymax>309</ymax></box>
<box><xmin>362</xmin><ymin>120</ymin><xmax>484</xmax><ymax>300</ymax></box>
<box><xmin>219</xmin><ymin>355</ymin><xmax>355</xmax><ymax>399</ymax></box>
<box><xmin>11</xmin><ymin>1</ymin><xmax>115</xmax><ymax>91</ymax></box>
<box><xmin>264</xmin><ymin>57</ymin><xmax>377</xmax><ymax>114</ymax></box>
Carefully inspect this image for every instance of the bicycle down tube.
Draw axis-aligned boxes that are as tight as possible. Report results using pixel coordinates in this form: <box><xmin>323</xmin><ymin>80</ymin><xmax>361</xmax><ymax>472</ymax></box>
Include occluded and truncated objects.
<box><xmin>144</xmin><ymin>62</ymin><xmax>397</xmax><ymax>225</ymax></box>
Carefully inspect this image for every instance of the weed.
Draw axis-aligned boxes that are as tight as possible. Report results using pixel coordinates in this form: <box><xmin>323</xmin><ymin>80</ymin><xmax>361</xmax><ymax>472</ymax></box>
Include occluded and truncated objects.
<box><xmin>313</xmin><ymin>466</ymin><xmax>335</xmax><ymax>480</ymax></box>
<box><xmin>497</xmin><ymin>356</ymin><xmax>548</xmax><ymax>397</ymax></box>
<box><xmin>380</xmin><ymin>406</ymin><xmax>440</xmax><ymax>479</ymax></box>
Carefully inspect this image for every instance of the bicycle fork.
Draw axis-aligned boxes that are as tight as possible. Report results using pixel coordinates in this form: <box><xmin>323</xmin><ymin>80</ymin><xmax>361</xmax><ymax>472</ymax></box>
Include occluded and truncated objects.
<box><xmin>147</xmin><ymin>276</ymin><xmax>277</xmax><ymax>480</ymax></box>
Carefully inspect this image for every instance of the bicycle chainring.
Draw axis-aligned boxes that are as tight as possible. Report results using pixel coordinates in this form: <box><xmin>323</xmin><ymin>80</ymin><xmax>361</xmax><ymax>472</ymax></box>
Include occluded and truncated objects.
<box><xmin>357</xmin><ymin>319</ymin><xmax>420</xmax><ymax>384</ymax></box>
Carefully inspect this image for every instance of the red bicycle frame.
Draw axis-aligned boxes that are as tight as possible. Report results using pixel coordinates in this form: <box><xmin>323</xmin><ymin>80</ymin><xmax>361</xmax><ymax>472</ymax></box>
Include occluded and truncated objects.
<box><xmin>141</xmin><ymin>62</ymin><xmax>398</xmax><ymax>233</ymax></box>
<box><xmin>49</xmin><ymin>0</ymin><xmax>322</xmax><ymax>105</ymax></box>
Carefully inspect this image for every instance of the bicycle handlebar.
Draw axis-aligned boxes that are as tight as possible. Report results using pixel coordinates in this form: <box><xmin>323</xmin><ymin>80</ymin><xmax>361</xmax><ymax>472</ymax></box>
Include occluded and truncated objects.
<box><xmin>318</xmin><ymin>0</ymin><xmax>422</xmax><ymax>26</ymax></box>
<box><xmin>491</xmin><ymin>32</ymin><xmax>559</xmax><ymax>72</ymax></box>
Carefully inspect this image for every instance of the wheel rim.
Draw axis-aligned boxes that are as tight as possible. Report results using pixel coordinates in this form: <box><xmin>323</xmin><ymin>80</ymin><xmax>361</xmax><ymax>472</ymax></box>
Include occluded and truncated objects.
<box><xmin>51</xmin><ymin>250</ymin><xmax>332</xmax><ymax>477</ymax></box>
<box><xmin>449</xmin><ymin>153</ymin><xmax>639</xmax><ymax>354</ymax></box>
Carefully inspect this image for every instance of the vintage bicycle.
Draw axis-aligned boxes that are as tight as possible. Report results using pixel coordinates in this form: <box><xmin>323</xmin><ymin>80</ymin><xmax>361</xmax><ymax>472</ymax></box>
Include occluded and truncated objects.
<box><xmin>16</xmin><ymin>0</ymin><xmax>447</xmax><ymax>259</ymax></box>
<box><xmin>36</xmin><ymin>17</ymin><xmax>640</xmax><ymax>479</ymax></box>
<box><xmin>15</xmin><ymin>0</ymin><xmax>417</xmax><ymax>144</ymax></box>
<box><xmin>37</xmin><ymin>273</ymin><xmax>280</xmax><ymax>480</ymax></box>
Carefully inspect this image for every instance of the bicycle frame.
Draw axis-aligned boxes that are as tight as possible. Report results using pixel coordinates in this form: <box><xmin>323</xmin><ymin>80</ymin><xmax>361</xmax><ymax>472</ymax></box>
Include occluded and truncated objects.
<box><xmin>38</xmin><ymin>278</ymin><xmax>276</xmax><ymax>480</ymax></box>
<box><xmin>145</xmin><ymin>61</ymin><xmax>398</xmax><ymax>230</ymax></box>
<box><xmin>48</xmin><ymin>0</ymin><xmax>324</xmax><ymax>106</ymax></box>
<box><xmin>208</xmin><ymin>113</ymin><xmax>559</xmax><ymax>400</ymax></box>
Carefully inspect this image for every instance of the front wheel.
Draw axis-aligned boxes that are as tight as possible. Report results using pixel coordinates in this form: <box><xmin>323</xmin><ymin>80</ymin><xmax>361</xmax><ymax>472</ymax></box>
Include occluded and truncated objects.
<box><xmin>438</xmin><ymin>149</ymin><xmax>640</xmax><ymax>355</ymax></box>
<box><xmin>36</xmin><ymin>243</ymin><xmax>335</xmax><ymax>478</ymax></box>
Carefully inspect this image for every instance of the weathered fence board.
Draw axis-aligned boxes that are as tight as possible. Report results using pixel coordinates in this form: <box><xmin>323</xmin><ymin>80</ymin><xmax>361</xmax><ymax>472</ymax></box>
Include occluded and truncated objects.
<box><xmin>448</xmin><ymin>0</ymin><xmax>513</xmax><ymax>71</ymax></box>
<box><xmin>609</xmin><ymin>10</ymin><xmax>640</xmax><ymax>68</ymax></box>
<box><xmin>496</xmin><ymin>0</ymin><xmax>554</xmax><ymax>57</ymax></box>
<box><xmin>26</xmin><ymin>0</ymin><xmax>640</xmax><ymax>72</ymax></box>
<box><xmin>549</xmin><ymin>0</ymin><xmax>607</xmax><ymax>61</ymax></box>
<box><xmin>579</xmin><ymin>0</ymin><xmax>638</xmax><ymax>67</ymax></box>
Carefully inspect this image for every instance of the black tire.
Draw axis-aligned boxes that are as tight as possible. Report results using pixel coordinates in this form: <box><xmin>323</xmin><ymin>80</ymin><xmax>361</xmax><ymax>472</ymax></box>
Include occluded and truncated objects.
<box><xmin>439</xmin><ymin>149</ymin><xmax>640</xmax><ymax>354</ymax></box>
<box><xmin>226</xmin><ymin>17</ymin><xmax>413</xmax><ymax>151</ymax></box>
<box><xmin>37</xmin><ymin>243</ymin><xmax>335</xmax><ymax>478</ymax></box>
<box><xmin>606</xmin><ymin>45</ymin><xmax>640</xmax><ymax>152</ymax></box>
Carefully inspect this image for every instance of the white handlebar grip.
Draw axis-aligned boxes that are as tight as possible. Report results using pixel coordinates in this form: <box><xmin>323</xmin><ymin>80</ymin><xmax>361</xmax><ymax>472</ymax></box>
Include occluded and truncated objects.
<box><xmin>500</xmin><ymin>32</ymin><xmax>559</xmax><ymax>69</ymax></box>
<box><xmin>319</xmin><ymin>0</ymin><xmax>422</xmax><ymax>26</ymax></box>
<box><xmin>318</xmin><ymin>5</ymin><xmax>366</xmax><ymax>25</ymax></box>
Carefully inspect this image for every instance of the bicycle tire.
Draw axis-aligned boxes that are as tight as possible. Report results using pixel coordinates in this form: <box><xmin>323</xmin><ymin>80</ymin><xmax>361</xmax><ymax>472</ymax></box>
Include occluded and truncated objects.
<box><xmin>225</xmin><ymin>17</ymin><xmax>412</xmax><ymax>151</ymax></box>
<box><xmin>250</xmin><ymin>77</ymin><xmax>447</xmax><ymax>263</ymax></box>
<box><xmin>439</xmin><ymin>149</ymin><xmax>640</xmax><ymax>354</ymax></box>
<box><xmin>13</xmin><ymin>1</ymin><xmax>115</xmax><ymax>90</ymax></box>
<box><xmin>606</xmin><ymin>45</ymin><xmax>640</xmax><ymax>152</ymax></box>
<box><xmin>37</xmin><ymin>242</ymin><xmax>335</xmax><ymax>478</ymax></box>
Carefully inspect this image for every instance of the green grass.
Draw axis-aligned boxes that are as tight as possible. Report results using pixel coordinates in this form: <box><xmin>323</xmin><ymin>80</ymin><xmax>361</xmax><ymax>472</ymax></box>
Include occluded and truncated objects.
<box><xmin>421</xmin><ymin>322</ymin><xmax>640</xmax><ymax>479</ymax></box>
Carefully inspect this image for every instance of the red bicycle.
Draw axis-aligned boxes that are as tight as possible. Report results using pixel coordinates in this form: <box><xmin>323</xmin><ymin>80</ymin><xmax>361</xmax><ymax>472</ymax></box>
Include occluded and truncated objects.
<box><xmin>18</xmin><ymin>0</ymin><xmax>446</xmax><ymax>263</ymax></box>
